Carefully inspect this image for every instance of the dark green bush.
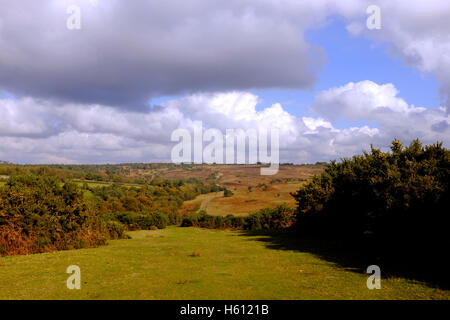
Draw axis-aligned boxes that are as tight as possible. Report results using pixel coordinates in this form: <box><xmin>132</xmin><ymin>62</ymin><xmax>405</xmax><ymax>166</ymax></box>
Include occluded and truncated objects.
<box><xmin>292</xmin><ymin>139</ymin><xmax>450</xmax><ymax>282</ymax></box>
<box><xmin>246</xmin><ymin>205</ymin><xmax>296</xmax><ymax>230</ymax></box>
<box><xmin>223</xmin><ymin>188</ymin><xmax>234</xmax><ymax>197</ymax></box>
<box><xmin>113</xmin><ymin>211</ymin><xmax>168</xmax><ymax>230</ymax></box>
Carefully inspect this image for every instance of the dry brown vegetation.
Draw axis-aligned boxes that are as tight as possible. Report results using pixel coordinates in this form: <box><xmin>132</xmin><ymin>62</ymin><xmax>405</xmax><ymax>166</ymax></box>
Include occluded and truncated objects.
<box><xmin>179</xmin><ymin>164</ymin><xmax>325</xmax><ymax>216</ymax></box>
<box><xmin>203</xmin><ymin>183</ymin><xmax>300</xmax><ymax>216</ymax></box>
<box><xmin>157</xmin><ymin>164</ymin><xmax>323</xmax><ymax>184</ymax></box>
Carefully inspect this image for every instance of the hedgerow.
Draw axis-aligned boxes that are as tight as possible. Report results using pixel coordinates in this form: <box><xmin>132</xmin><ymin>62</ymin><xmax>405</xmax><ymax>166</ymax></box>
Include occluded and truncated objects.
<box><xmin>180</xmin><ymin>204</ymin><xmax>295</xmax><ymax>230</ymax></box>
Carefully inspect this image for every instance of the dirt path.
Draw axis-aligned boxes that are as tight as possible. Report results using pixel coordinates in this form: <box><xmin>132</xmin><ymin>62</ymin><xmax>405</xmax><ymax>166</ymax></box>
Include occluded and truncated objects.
<box><xmin>198</xmin><ymin>191</ymin><xmax>223</xmax><ymax>211</ymax></box>
<box><xmin>182</xmin><ymin>191</ymin><xmax>224</xmax><ymax>213</ymax></box>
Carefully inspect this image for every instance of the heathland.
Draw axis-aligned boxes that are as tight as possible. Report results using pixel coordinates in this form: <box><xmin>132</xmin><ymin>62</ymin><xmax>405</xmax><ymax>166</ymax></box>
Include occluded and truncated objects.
<box><xmin>0</xmin><ymin>140</ymin><xmax>449</xmax><ymax>299</ymax></box>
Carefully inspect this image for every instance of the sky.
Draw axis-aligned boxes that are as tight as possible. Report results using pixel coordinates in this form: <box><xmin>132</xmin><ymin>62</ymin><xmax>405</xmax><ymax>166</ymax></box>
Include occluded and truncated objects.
<box><xmin>0</xmin><ymin>0</ymin><xmax>449</xmax><ymax>164</ymax></box>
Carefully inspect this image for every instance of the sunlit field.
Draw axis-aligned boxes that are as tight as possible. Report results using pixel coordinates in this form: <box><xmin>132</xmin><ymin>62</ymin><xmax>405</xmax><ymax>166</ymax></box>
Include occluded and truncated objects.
<box><xmin>0</xmin><ymin>227</ymin><xmax>448</xmax><ymax>300</ymax></box>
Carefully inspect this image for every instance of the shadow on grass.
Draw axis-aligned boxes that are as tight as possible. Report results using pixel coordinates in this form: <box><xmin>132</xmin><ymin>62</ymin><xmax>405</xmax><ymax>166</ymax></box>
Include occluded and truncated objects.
<box><xmin>237</xmin><ymin>228</ymin><xmax>450</xmax><ymax>290</ymax></box>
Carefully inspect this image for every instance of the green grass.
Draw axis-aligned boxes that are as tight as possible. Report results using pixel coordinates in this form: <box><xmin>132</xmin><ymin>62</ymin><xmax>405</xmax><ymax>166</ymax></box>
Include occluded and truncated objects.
<box><xmin>0</xmin><ymin>227</ymin><xmax>448</xmax><ymax>300</ymax></box>
<box><xmin>73</xmin><ymin>180</ymin><xmax>144</xmax><ymax>188</ymax></box>
<box><xmin>73</xmin><ymin>181</ymin><xmax>112</xmax><ymax>188</ymax></box>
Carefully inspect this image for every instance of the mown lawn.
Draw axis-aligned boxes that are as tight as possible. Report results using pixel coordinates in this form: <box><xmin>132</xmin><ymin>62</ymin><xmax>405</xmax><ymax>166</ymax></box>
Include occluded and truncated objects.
<box><xmin>0</xmin><ymin>227</ymin><xmax>448</xmax><ymax>300</ymax></box>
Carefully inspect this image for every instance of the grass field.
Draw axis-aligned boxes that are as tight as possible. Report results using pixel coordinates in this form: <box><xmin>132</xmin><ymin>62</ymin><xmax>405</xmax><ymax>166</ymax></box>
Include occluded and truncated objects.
<box><xmin>0</xmin><ymin>227</ymin><xmax>448</xmax><ymax>300</ymax></box>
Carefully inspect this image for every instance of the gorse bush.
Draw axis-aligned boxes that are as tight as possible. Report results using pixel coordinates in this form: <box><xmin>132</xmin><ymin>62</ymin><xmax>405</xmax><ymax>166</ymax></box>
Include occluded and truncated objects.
<box><xmin>292</xmin><ymin>139</ymin><xmax>449</xmax><ymax>282</ymax></box>
<box><xmin>245</xmin><ymin>205</ymin><xmax>296</xmax><ymax>230</ymax></box>
<box><xmin>223</xmin><ymin>188</ymin><xmax>234</xmax><ymax>197</ymax></box>
<box><xmin>181</xmin><ymin>205</ymin><xmax>295</xmax><ymax>231</ymax></box>
<box><xmin>110</xmin><ymin>211</ymin><xmax>169</xmax><ymax>230</ymax></box>
<box><xmin>105</xmin><ymin>220</ymin><xmax>126</xmax><ymax>240</ymax></box>
<box><xmin>0</xmin><ymin>175</ymin><xmax>125</xmax><ymax>256</ymax></box>
<box><xmin>0</xmin><ymin>171</ymin><xmax>222</xmax><ymax>256</ymax></box>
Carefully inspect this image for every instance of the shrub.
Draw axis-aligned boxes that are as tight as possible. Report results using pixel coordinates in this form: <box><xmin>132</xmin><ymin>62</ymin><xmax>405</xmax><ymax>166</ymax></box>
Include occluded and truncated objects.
<box><xmin>223</xmin><ymin>188</ymin><xmax>234</xmax><ymax>197</ymax></box>
<box><xmin>246</xmin><ymin>205</ymin><xmax>296</xmax><ymax>230</ymax></box>
<box><xmin>181</xmin><ymin>217</ymin><xmax>194</xmax><ymax>227</ymax></box>
<box><xmin>113</xmin><ymin>211</ymin><xmax>169</xmax><ymax>230</ymax></box>
<box><xmin>106</xmin><ymin>221</ymin><xmax>126</xmax><ymax>239</ymax></box>
<box><xmin>180</xmin><ymin>205</ymin><xmax>295</xmax><ymax>231</ymax></box>
<box><xmin>0</xmin><ymin>175</ymin><xmax>109</xmax><ymax>256</ymax></box>
<box><xmin>292</xmin><ymin>139</ymin><xmax>450</xmax><ymax>282</ymax></box>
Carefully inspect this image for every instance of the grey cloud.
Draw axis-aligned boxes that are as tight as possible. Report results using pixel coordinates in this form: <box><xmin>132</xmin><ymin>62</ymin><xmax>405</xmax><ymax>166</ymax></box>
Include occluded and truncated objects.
<box><xmin>431</xmin><ymin>120</ymin><xmax>449</xmax><ymax>133</ymax></box>
<box><xmin>0</xmin><ymin>0</ymin><xmax>326</xmax><ymax>109</ymax></box>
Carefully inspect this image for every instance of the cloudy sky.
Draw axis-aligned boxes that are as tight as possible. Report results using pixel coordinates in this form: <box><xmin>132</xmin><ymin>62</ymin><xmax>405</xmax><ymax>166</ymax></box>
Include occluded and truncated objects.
<box><xmin>0</xmin><ymin>0</ymin><xmax>449</xmax><ymax>164</ymax></box>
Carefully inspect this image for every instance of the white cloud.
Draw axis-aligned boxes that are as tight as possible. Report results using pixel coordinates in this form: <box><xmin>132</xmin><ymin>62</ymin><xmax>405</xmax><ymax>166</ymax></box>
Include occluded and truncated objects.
<box><xmin>310</xmin><ymin>80</ymin><xmax>449</xmax><ymax>147</ymax></box>
<box><xmin>1</xmin><ymin>81</ymin><xmax>447</xmax><ymax>164</ymax></box>
<box><xmin>312</xmin><ymin>81</ymin><xmax>412</xmax><ymax>122</ymax></box>
<box><xmin>302</xmin><ymin>117</ymin><xmax>335</xmax><ymax>134</ymax></box>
